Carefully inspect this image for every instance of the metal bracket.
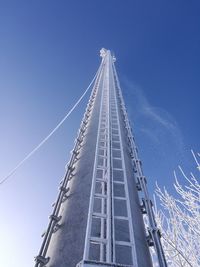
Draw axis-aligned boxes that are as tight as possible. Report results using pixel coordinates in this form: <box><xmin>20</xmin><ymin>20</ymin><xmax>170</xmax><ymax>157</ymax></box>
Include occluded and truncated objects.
<box><xmin>140</xmin><ymin>198</ymin><xmax>147</xmax><ymax>214</ymax></box>
<box><xmin>35</xmin><ymin>255</ymin><xmax>50</xmax><ymax>266</ymax></box>
<box><xmin>80</xmin><ymin>127</ymin><xmax>86</xmax><ymax>134</ymax></box>
<box><xmin>136</xmin><ymin>177</ymin><xmax>142</xmax><ymax>191</ymax></box>
<box><xmin>41</xmin><ymin>231</ymin><xmax>46</xmax><ymax>238</ymax></box>
<box><xmin>139</xmin><ymin>176</ymin><xmax>147</xmax><ymax>184</ymax></box>
<box><xmin>53</xmin><ymin>223</ymin><xmax>62</xmax><ymax>233</ymax></box>
<box><xmin>76</xmin><ymin>137</ymin><xmax>83</xmax><ymax>144</ymax></box>
<box><xmin>62</xmin><ymin>193</ymin><xmax>69</xmax><ymax>202</ymax></box>
<box><xmin>68</xmin><ymin>165</ymin><xmax>75</xmax><ymax>172</ymax></box>
<box><xmin>71</xmin><ymin>149</ymin><xmax>80</xmax><ymax>156</ymax></box>
<box><xmin>59</xmin><ymin>186</ymin><xmax>69</xmax><ymax>194</ymax></box>
<box><xmin>49</xmin><ymin>215</ymin><xmax>62</xmax><ymax>222</ymax></box>
<box><xmin>146</xmin><ymin>234</ymin><xmax>154</xmax><ymax>247</ymax></box>
<box><xmin>82</xmin><ymin>119</ymin><xmax>88</xmax><ymax>126</ymax></box>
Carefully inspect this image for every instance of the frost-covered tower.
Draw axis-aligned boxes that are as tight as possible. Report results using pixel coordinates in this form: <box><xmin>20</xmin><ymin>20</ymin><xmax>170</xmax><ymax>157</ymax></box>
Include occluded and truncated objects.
<box><xmin>35</xmin><ymin>49</ymin><xmax>167</xmax><ymax>267</ymax></box>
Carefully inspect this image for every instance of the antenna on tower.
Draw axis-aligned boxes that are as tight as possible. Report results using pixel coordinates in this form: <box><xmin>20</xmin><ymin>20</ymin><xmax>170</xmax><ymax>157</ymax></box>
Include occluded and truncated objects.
<box><xmin>100</xmin><ymin>48</ymin><xmax>107</xmax><ymax>58</ymax></box>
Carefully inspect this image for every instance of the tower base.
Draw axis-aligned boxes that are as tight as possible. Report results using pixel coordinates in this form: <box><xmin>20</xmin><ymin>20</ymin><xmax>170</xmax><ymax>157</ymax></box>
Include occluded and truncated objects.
<box><xmin>77</xmin><ymin>260</ymin><xmax>134</xmax><ymax>267</ymax></box>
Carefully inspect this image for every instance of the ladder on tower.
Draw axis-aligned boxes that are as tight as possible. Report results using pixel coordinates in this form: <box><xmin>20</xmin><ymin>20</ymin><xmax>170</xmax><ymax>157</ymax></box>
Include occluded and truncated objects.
<box><xmin>82</xmin><ymin>52</ymin><xmax>137</xmax><ymax>267</ymax></box>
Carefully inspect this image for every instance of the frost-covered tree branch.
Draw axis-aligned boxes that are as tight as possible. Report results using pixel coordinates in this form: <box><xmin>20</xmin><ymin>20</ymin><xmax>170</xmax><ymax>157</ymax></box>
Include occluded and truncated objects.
<box><xmin>154</xmin><ymin>150</ymin><xmax>200</xmax><ymax>267</ymax></box>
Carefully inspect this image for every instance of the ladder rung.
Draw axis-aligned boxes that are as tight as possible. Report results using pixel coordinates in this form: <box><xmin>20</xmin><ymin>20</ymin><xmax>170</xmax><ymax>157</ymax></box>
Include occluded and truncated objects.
<box><xmin>113</xmin><ymin>181</ymin><xmax>125</xmax><ymax>184</ymax></box>
<box><xmin>90</xmin><ymin>237</ymin><xmax>107</xmax><ymax>244</ymax></box>
<box><xmin>115</xmin><ymin>241</ymin><xmax>133</xmax><ymax>247</ymax></box>
<box><xmin>113</xmin><ymin>168</ymin><xmax>123</xmax><ymax>171</ymax></box>
<box><xmin>92</xmin><ymin>212</ymin><xmax>107</xmax><ymax>219</ymax></box>
<box><xmin>114</xmin><ymin>215</ymin><xmax>129</xmax><ymax>220</ymax></box>
<box><xmin>114</xmin><ymin>196</ymin><xmax>127</xmax><ymax>200</ymax></box>
<box><xmin>112</xmin><ymin>156</ymin><xmax>122</xmax><ymax>160</ymax></box>
<box><xmin>94</xmin><ymin>193</ymin><xmax>107</xmax><ymax>199</ymax></box>
<box><xmin>96</xmin><ymin>178</ymin><xmax>107</xmax><ymax>183</ymax></box>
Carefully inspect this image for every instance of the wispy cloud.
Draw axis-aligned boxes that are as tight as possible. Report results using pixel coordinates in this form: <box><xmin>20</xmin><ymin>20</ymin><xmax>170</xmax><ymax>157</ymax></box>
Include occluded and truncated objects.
<box><xmin>123</xmin><ymin>80</ymin><xmax>185</xmax><ymax>155</ymax></box>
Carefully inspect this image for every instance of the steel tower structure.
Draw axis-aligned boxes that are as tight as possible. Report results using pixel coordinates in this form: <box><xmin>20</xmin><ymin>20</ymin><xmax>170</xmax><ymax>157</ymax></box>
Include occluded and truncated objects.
<box><xmin>35</xmin><ymin>49</ymin><xmax>167</xmax><ymax>267</ymax></box>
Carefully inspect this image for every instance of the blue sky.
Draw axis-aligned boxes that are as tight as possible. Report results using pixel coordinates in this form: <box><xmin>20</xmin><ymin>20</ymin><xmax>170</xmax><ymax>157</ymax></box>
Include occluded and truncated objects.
<box><xmin>0</xmin><ymin>1</ymin><xmax>199</xmax><ymax>266</ymax></box>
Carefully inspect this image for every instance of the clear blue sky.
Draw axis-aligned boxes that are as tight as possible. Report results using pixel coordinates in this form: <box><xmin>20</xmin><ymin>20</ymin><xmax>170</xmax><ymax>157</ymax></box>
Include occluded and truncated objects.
<box><xmin>0</xmin><ymin>1</ymin><xmax>199</xmax><ymax>266</ymax></box>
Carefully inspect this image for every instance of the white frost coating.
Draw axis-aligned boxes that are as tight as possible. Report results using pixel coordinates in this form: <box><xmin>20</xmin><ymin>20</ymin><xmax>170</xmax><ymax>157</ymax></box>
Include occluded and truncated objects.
<box><xmin>155</xmin><ymin>150</ymin><xmax>200</xmax><ymax>267</ymax></box>
<box><xmin>100</xmin><ymin>48</ymin><xmax>107</xmax><ymax>58</ymax></box>
<box><xmin>191</xmin><ymin>149</ymin><xmax>200</xmax><ymax>171</ymax></box>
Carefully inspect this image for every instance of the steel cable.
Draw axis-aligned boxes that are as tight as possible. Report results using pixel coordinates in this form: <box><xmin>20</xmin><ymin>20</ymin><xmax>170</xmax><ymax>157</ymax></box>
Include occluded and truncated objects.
<box><xmin>0</xmin><ymin>62</ymin><xmax>102</xmax><ymax>186</ymax></box>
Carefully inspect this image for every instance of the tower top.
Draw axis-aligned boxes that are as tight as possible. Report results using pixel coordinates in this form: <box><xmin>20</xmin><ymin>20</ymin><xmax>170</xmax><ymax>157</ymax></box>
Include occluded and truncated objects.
<box><xmin>100</xmin><ymin>48</ymin><xmax>108</xmax><ymax>58</ymax></box>
<box><xmin>100</xmin><ymin>48</ymin><xmax>116</xmax><ymax>62</ymax></box>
